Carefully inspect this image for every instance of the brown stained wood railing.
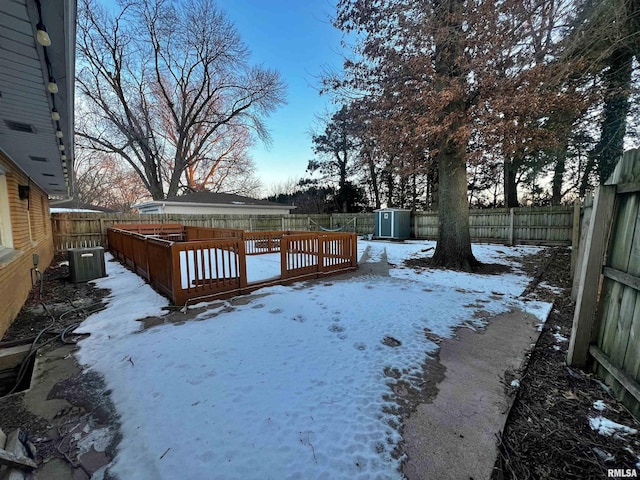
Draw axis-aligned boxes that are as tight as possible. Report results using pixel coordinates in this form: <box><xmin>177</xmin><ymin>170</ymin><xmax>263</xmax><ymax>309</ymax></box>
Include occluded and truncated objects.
<box><xmin>281</xmin><ymin>234</ymin><xmax>320</xmax><ymax>280</ymax></box>
<box><xmin>108</xmin><ymin>226</ymin><xmax>357</xmax><ymax>305</ymax></box>
<box><xmin>184</xmin><ymin>226</ymin><xmax>244</xmax><ymax>241</ymax></box>
<box><xmin>280</xmin><ymin>233</ymin><xmax>358</xmax><ymax>281</ymax></box>
<box><xmin>321</xmin><ymin>233</ymin><xmax>358</xmax><ymax>273</ymax></box>
<box><xmin>244</xmin><ymin>231</ymin><xmax>283</xmax><ymax>255</ymax></box>
<box><xmin>113</xmin><ymin>223</ymin><xmax>185</xmax><ymax>241</ymax></box>
<box><xmin>170</xmin><ymin>239</ymin><xmax>247</xmax><ymax>306</ymax></box>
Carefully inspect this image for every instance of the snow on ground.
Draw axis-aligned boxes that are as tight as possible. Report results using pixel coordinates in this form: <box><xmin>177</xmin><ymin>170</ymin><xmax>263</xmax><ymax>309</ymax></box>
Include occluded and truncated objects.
<box><xmin>179</xmin><ymin>251</ymin><xmax>282</xmax><ymax>288</ymax></box>
<box><xmin>76</xmin><ymin>240</ymin><xmax>552</xmax><ymax>480</ymax></box>
<box><xmin>589</xmin><ymin>416</ymin><xmax>639</xmax><ymax>437</ymax></box>
<box><xmin>553</xmin><ymin>332</ymin><xmax>569</xmax><ymax>343</ymax></box>
<box><xmin>593</xmin><ymin>400</ymin><xmax>607</xmax><ymax>411</ymax></box>
<box><xmin>246</xmin><ymin>253</ymin><xmax>281</xmax><ymax>283</ymax></box>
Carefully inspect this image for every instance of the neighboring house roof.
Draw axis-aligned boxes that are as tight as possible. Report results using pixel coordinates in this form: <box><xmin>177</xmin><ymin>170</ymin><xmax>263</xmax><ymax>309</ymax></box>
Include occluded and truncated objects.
<box><xmin>50</xmin><ymin>199</ymin><xmax>117</xmax><ymax>213</ymax></box>
<box><xmin>134</xmin><ymin>192</ymin><xmax>296</xmax><ymax>210</ymax></box>
<box><xmin>0</xmin><ymin>0</ymin><xmax>76</xmax><ymax>198</ymax></box>
<box><xmin>50</xmin><ymin>208</ymin><xmax>102</xmax><ymax>213</ymax></box>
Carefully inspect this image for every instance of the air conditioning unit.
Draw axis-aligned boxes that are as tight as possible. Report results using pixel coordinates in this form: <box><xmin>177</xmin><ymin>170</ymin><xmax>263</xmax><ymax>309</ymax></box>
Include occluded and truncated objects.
<box><xmin>68</xmin><ymin>247</ymin><xmax>106</xmax><ymax>283</ymax></box>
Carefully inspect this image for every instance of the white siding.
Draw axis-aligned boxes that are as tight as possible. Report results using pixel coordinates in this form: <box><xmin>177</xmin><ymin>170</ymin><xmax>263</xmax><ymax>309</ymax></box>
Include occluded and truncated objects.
<box><xmin>163</xmin><ymin>205</ymin><xmax>292</xmax><ymax>215</ymax></box>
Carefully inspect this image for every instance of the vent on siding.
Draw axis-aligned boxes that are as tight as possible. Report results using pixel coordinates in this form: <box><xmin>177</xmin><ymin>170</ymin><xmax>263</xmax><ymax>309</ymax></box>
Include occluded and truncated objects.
<box><xmin>5</xmin><ymin>120</ymin><xmax>37</xmax><ymax>133</ymax></box>
<box><xmin>48</xmin><ymin>183</ymin><xmax>59</xmax><ymax>186</ymax></box>
<box><xmin>42</xmin><ymin>173</ymin><xmax>55</xmax><ymax>177</ymax></box>
<box><xmin>29</xmin><ymin>156</ymin><xmax>48</xmax><ymax>163</ymax></box>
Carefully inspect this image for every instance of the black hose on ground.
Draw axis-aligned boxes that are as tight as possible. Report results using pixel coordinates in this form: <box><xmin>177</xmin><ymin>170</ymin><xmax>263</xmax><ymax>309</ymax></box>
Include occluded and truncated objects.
<box><xmin>5</xmin><ymin>301</ymin><xmax>104</xmax><ymax>395</ymax></box>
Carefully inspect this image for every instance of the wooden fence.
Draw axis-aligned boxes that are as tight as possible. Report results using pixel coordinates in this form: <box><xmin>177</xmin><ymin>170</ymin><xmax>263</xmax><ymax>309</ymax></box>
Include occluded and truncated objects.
<box><xmin>107</xmin><ymin>224</ymin><xmax>358</xmax><ymax>306</ymax></box>
<box><xmin>52</xmin><ymin>206</ymin><xmax>575</xmax><ymax>254</ymax></box>
<box><xmin>413</xmin><ymin>206</ymin><xmax>574</xmax><ymax>245</ymax></box>
<box><xmin>568</xmin><ymin>149</ymin><xmax>640</xmax><ymax>418</ymax></box>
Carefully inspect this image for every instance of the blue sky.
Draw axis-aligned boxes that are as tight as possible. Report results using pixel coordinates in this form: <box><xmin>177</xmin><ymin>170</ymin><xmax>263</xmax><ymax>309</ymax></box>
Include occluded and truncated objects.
<box><xmin>219</xmin><ymin>0</ymin><xmax>344</xmax><ymax>193</ymax></box>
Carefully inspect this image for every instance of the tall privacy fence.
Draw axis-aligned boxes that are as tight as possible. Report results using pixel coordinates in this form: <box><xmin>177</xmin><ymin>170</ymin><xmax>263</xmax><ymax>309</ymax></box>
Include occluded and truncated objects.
<box><xmin>568</xmin><ymin>149</ymin><xmax>640</xmax><ymax>419</ymax></box>
<box><xmin>51</xmin><ymin>206</ymin><xmax>575</xmax><ymax>254</ymax></box>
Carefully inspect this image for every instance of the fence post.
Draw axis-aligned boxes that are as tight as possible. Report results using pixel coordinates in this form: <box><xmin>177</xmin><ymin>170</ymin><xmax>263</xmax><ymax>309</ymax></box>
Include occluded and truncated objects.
<box><xmin>508</xmin><ymin>208</ymin><xmax>515</xmax><ymax>245</ymax></box>
<box><xmin>317</xmin><ymin>234</ymin><xmax>324</xmax><ymax>276</ymax></box>
<box><xmin>570</xmin><ymin>198</ymin><xmax>581</xmax><ymax>278</ymax></box>
<box><xmin>567</xmin><ymin>185</ymin><xmax>616</xmax><ymax>368</ymax></box>
<box><xmin>280</xmin><ymin>236</ymin><xmax>288</xmax><ymax>278</ymax></box>
<box><xmin>144</xmin><ymin>237</ymin><xmax>150</xmax><ymax>285</ymax></box>
<box><xmin>99</xmin><ymin>218</ymin><xmax>105</xmax><ymax>248</ymax></box>
<box><xmin>238</xmin><ymin>239</ymin><xmax>248</xmax><ymax>290</ymax></box>
<box><xmin>351</xmin><ymin>233</ymin><xmax>358</xmax><ymax>266</ymax></box>
<box><xmin>170</xmin><ymin>243</ymin><xmax>183</xmax><ymax>305</ymax></box>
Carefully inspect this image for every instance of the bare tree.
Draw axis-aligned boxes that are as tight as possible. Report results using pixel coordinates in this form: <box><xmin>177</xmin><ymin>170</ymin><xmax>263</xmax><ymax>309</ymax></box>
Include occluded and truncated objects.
<box><xmin>264</xmin><ymin>177</ymin><xmax>304</xmax><ymax>199</ymax></box>
<box><xmin>74</xmin><ymin>149</ymin><xmax>148</xmax><ymax>211</ymax></box>
<box><xmin>76</xmin><ymin>0</ymin><xmax>286</xmax><ymax>200</ymax></box>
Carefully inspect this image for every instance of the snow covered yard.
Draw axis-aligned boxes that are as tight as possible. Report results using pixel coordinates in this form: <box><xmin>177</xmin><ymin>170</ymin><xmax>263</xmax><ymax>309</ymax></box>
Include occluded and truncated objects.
<box><xmin>75</xmin><ymin>240</ymin><xmax>552</xmax><ymax>480</ymax></box>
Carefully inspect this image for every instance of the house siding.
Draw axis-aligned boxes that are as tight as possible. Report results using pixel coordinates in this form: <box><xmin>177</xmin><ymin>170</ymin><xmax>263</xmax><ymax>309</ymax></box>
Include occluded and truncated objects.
<box><xmin>0</xmin><ymin>152</ymin><xmax>54</xmax><ymax>338</ymax></box>
<box><xmin>163</xmin><ymin>205</ymin><xmax>293</xmax><ymax>216</ymax></box>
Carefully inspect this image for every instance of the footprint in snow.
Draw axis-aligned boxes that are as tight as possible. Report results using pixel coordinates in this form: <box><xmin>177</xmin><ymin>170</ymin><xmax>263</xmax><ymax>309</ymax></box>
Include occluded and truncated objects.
<box><xmin>328</xmin><ymin>324</ymin><xmax>345</xmax><ymax>333</ymax></box>
<box><xmin>354</xmin><ymin>342</ymin><xmax>366</xmax><ymax>351</ymax></box>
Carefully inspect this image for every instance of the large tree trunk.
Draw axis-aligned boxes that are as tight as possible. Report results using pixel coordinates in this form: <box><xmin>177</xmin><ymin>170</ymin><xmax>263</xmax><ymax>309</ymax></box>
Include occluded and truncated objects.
<box><xmin>550</xmin><ymin>111</ymin><xmax>573</xmax><ymax>206</ymax></box>
<box><xmin>551</xmin><ymin>129</ymin><xmax>571</xmax><ymax>205</ymax></box>
<box><xmin>431</xmin><ymin>145</ymin><xmax>478</xmax><ymax>270</ymax></box>
<box><xmin>551</xmin><ymin>154</ymin><xmax>566</xmax><ymax>206</ymax></box>
<box><xmin>503</xmin><ymin>160</ymin><xmax>519</xmax><ymax>207</ymax></box>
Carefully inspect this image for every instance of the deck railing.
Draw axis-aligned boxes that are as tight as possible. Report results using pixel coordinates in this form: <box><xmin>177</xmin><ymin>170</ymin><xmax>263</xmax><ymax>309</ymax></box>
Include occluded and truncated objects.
<box><xmin>185</xmin><ymin>226</ymin><xmax>244</xmax><ymax>241</ymax></box>
<box><xmin>172</xmin><ymin>238</ymin><xmax>247</xmax><ymax>305</ymax></box>
<box><xmin>281</xmin><ymin>233</ymin><xmax>358</xmax><ymax>281</ymax></box>
<box><xmin>107</xmin><ymin>225</ymin><xmax>357</xmax><ymax>305</ymax></box>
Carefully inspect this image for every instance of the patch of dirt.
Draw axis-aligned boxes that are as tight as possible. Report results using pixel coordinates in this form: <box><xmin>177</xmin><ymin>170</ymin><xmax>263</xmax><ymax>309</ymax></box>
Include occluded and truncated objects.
<box><xmin>404</xmin><ymin>256</ymin><xmax>513</xmax><ymax>275</ymax></box>
<box><xmin>2</xmin><ymin>254</ymin><xmax>108</xmax><ymax>344</ymax></box>
<box><xmin>382</xmin><ymin>336</ymin><xmax>402</xmax><ymax>347</ymax></box>
<box><xmin>493</xmin><ymin>247</ymin><xmax>640</xmax><ymax>479</ymax></box>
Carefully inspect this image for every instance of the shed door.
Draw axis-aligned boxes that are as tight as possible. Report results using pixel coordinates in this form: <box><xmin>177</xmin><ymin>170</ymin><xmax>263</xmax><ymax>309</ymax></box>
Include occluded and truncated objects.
<box><xmin>380</xmin><ymin>212</ymin><xmax>392</xmax><ymax>237</ymax></box>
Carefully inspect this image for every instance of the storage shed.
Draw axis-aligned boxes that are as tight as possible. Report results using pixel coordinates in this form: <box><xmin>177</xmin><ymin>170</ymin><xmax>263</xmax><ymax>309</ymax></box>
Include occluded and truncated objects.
<box><xmin>374</xmin><ymin>208</ymin><xmax>411</xmax><ymax>240</ymax></box>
